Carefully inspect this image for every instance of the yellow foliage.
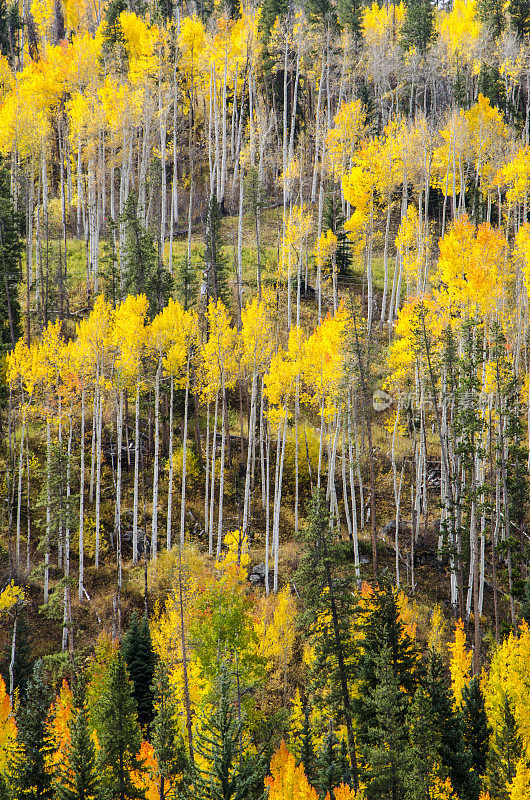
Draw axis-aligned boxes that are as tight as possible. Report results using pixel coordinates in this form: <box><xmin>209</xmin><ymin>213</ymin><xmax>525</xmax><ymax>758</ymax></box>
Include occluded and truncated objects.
<box><xmin>509</xmin><ymin>758</ymin><xmax>530</xmax><ymax>799</ymax></box>
<box><xmin>0</xmin><ymin>581</ymin><xmax>25</xmax><ymax>612</ymax></box>
<box><xmin>428</xmin><ymin>605</ymin><xmax>446</xmax><ymax>655</ymax></box>
<box><xmin>0</xmin><ymin>676</ymin><xmax>16</xmax><ymax>775</ymax></box>
<box><xmin>439</xmin><ymin>0</ymin><xmax>480</xmax><ymax>65</ymax></box>
<box><xmin>448</xmin><ymin>620</ymin><xmax>472</xmax><ymax>708</ymax></box>
<box><xmin>265</xmin><ymin>740</ymin><xmax>318</xmax><ymax>800</ymax></box>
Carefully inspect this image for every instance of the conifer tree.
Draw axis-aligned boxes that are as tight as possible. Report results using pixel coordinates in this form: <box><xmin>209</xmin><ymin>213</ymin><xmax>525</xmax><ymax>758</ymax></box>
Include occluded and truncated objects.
<box><xmin>192</xmin><ymin>663</ymin><xmax>263</xmax><ymax>800</ymax></box>
<box><xmin>486</xmin><ymin>696</ymin><xmax>522</xmax><ymax>800</ymax></box>
<box><xmin>424</xmin><ymin>651</ymin><xmax>473</xmax><ymax>800</ymax></box>
<box><xmin>508</xmin><ymin>0</ymin><xmax>530</xmax><ymax>39</ymax></box>
<box><xmin>336</xmin><ymin>0</ymin><xmax>362</xmax><ymax>37</ymax></box>
<box><xmin>120</xmin><ymin>194</ymin><xmax>172</xmax><ymax>318</ymax></box>
<box><xmin>202</xmin><ymin>195</ymin><xmax>230</xmax><ymax>308</ymax></box>
<box><xmin>360</xmin><ymin>648</ymin><xmax>408</xmax><ymax>800</ymax></box>
<box><xmin>10</xmin><ymin>659</ymin><xmax>54</xmax><ymax>800</ymax></box>
<box><xmin>56</xmin><ymin>692</ymin><xmax>100</xmax><ymax>800</ymax></box>
<box><xmin>295</xmin><ymin>494</ymin><xmax>359</xmax><ymax>790</ymax></box>
<box><xmin>401</xmin><ymin>0</ymin><xmax>436</xmax><ymax>53</ymax></box>
<box><xmin>97</xmin><ymin>650</ymin><xmax>145</xmax><ymax>800</ymax></box>
<box><xmin>353</xmin><ymin>583</ymin><xmax>420</xmax><ymax>745</ymax></box>
<box><xmin>299</xmin><ymin>704</ymin><xmax>317</xmax><ymax>786</ymax></box>
<box><xmin>122</xmin><ymin>613</ymin><xmax>156</xmax><ymax>732</ymax></box>
<box><xmin>460</xmin><ymin>678</ymin><xmax>491</xmax><ymax>800</ymax></box>
<box><xmin>151</xmin><ymin>660</ymin><xmax>189</xmax><ymax>800</ymax></box>
<box><xmin>0</xmin><ymin>162</ymin><xmax>22</xmax><ymax>352</ymax></box>
<box><xmin>1</xmin><ymin>611</ymin><xmax>32</xmax><ymax>701</ymax></box>
<box><xmin>317</xmin><ymin>725</ymin><xmax>343</xmax><ymax>800</ymax></box>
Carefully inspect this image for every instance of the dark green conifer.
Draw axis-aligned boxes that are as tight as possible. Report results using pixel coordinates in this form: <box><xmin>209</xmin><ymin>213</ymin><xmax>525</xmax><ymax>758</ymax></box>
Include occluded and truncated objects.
<box><xmin>120</xmin><ymin>193</ymin><xmax>172</xmax><ymax>317</ymax></box>
<box><xmin>192</xmin><ymin>663</ymin><xmax>263</xmax><ymax>800</ymax></box>
<box><xmin>317</xmin><ymin>725</ymin><xmax>342</xmax><ymax>800</ymax></box>
<box><xmin>11</xmin><ymin>660</ymin><xmax>54</xmax><ymax>800</ymax></box>
<box><xmin>97</xmin><ymin>650</ymin><xmax>145</xmax><ymax>800</ymax></box>
<box><xmin>1</xmin><ymin>611</ymin><xmax>32</xmax><ymax>702</ymax></box>
<box><xmin>486</xmin><ymin>696</ymin><xmax>522</xmax><ymax>800</ymax></box>
<box><xmin>202</xmin><ymin>195</ymin><xmax>230</xmax><ymax>308</ymax></box>
<box><xmin>360</xmin><ymin>648</ymin><xmax>408</xmax><ymax>800</ymax></box>
<box><xmin>424</xmin><ymin>651</ymin><xmax>474</xmax><ymax>800</ymax></box>
<box><xmin>122</xmin><ymin>613</ymin><xmax>156</xmax><ymax>732</ymax></box>
<box><xmin>299</xmin><ymin>704</ymin><xmax>317</xmax><ymax>786</ymax></box>
<box><xmin>460</xmin><ymin>678</ymin><xmax>491</xmax><ymax>799</ymax></box>
<box><xmin>0</xmin><ymin>162</ymin><xmax>22</xmax><ymax>353</ymax></box>
<box><xmin>56</xmin><ymin>692</ymin><xmax>100</xmax><ymax>800</ymax></box>
<box><xmin>401</xmin><ymin>0</ymin><xmax>436</xmax><ymax>53</ymax></box>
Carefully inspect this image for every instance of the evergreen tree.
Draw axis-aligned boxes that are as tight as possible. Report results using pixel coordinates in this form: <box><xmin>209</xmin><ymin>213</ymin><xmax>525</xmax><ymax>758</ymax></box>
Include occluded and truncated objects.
<box><xmin>100</xmin><ymin>222</ymin><xmax>120</xmax><ymax>308</ymax></box>
<box><xmin>460</xmin><ymin>678</ymin><xmax>491</xmax><ymax>799</ymax></box>
<box><xmin>323</xmin><ymin>196</ymin><xmax>352</xmax><ymax>283</ymax></box>
<box><xmin>192</xmin><ymin>663</ymin><xmax>264</xmax><ymax>800</ymax></box>
<box><xmin>175</xmin><ymin>256</ymin><xmax>199</xmax><ymax>311</ymax></box>
<box><xmin>295</xmin><ymin>494</ymin><xmax>359</xmax><ymax>789</ymax></box>
<box><xmin>353</xmin><ymin>583</ymin><xmax>420</xmax><ymax>746</ymax></box>
<box><xmin>0</xmin><ymin>162</ymin><xmax>22</xmax><ymax>352</ymax></box>
<box><xmin>508</xmin><ymin>0</ymin><xmax>530</xmax><ymax>39</ymax></box>
<box><xmin>337</xmin><ymin>0</ymin><xmax>363</xmax><ymax>38</ymax></box>
<box><xmin>405</xmin><ymin>687</ymin><xmax>446</xmax><ymax>800</ymax></box>
<box><xmin>258</xmin><ymin>0</ymin><xmax>287</xmax><ymax>48</ymax></box>
<box><xmin>476</xmin><ymin>0</ymin><xmax>505</xmax><ymax>37</ymax></box>
<box><xmin>360</xmin><ymin>648</ymin><xmax>408</xmax><ymax>800</ymax></box>
<box><xmin>97</xmin><ymin>650</ymin><xmax>145</xmax><ymax>800</ymax></box>
<box><xmin>317</xmin><ymin>725</ymin><xmax>343</xmax><ymax>800</ymax></box>
<box><xmin>424</xmin><ymin>651</ymin><xmax>474</xmax><ymax>800</ymax></box>
<box><xmin>120</xmin><ymin>193</ymin><xmax>172</xmax><ymax>317</ymax></box>
<box><xmin>11</xmin><ymin>659</ymin><xmax>54</xmax><ymax>800</ymax></box>
<box><xmin>401</xmin><ymin>0</ymin><xmax>436</xmax><ymax>53</ymax></box>
<box><xmin>151</xmin><ymin>660</ymin><xmax>189</xmax><ymax>800</ymax></box>
<box><xmin>486</xmin><ymin>696</ymin><xmax>522</xmax><ymax>800</ymax></box>
<box><xmin>56</xmin><ymin>692</ymin><xmax>100</xmax><ymax>800</ymax></box>
<box><xmin>299</xmin><ymin>704</ymin><xmax>317</xmax><ymax>786</ymax></box>
<box><xmin>202</xmin><ymin>195</ymin><xmax>230</xmax><ymax>308</ymax></box>
<box><xmin>122</xmin><ymin>613</ymin><xmax>156</xmax><ymax>732</ymax></box>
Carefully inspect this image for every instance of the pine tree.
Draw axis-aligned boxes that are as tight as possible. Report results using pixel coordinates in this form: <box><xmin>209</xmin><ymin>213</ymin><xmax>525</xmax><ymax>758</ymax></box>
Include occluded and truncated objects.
<box><xmin>56</xmin><ymin>693</ymin><xmax>100</xmax><ymax>800</ymax></box>
<box><xmin>460</xmin><ymin>678</ymin><xmax>491</xmax><ymax>800</ymax></box>
<box><xmin>476</xmin><ymin>0</ymin><xmax>505</xmax><ymax>37</ymax></box>
<box><xmin>400</xmin><ymin>0</ymin><xmax>436</xmax><ymax>53</ymax></box>
<box><xmin>97</xmin><ymin>650</ymin><xmax>145</xmax><ymax>800</ymax></box>
<box><xmin>336</xmin><ymin>0</ymin><xmax>363</xmax><ymax>38</ymax></box>
<box><xmin>486</xmin><ymin>696</ymin><xmax>522</xmax><ymax>800</ymax></box>
<box><xmin>175</xmin><ymin>257</ymin><xmax>198</xmax><ymax>311</ymax></box>
<box><xmin>299</xmin><ymin>704</ymin><xmax>317</xmax><ymax>786</ymax></box>
<box><xmin>0</xmin><ymin>162</ymin><xmax>22</xmax><ymax>353</ymax></box>
<box><xmin>508</xmin><ymin>0</ymin><xmax>530</xmax><ymax>39</ymax></box>
<box><xmin>323</xmin><ymin>196</ymin><xmax>352</xmax><ymax>284</ymax></box>
<box><xmin>405</xmin><ymin>687</ymin><xmax>446</xmax><ymax>800</ymax></box>
<box><xmin>202</xmin><ymin>195</ymin><xmax>230</xmax><ymax>308</ymax></box>
<box><xmin>120</xmin><ymin>194</ymin><xmax>172</xmax><ymax>318</ymax></box>
<box><xmin>360</xmin><ymin>648</ymin><xmax>409</xmax><ymax>800</ymax></box>
<box><xmin>11</xmin><ymin>659</ymin><xmax>54</xmax><ymax>800</ymax></box>
<box><xmin>295</xmin><ymin>494</ymin><xmax>359</xmax><ymax>790</ymax></box>
<box><xmin>353</xmin><ymin>583</ymin><xmax>420</xmax><ymax>746</ymax></box>
<box><xmin>151</xmin><ymin>660</ymin><xmax>189</xmax><ymax>800</ymax></box>
<box><xmin>192</xmin><ymin>663</ymin><xmax>263</xmax><ymax>800</ymax></box>
<box><xmin>424</xmin><ymin>651</ymin><xmax>473</xmax><ymax>800</ymax></box>
<box><xmin>100</xmin><ymin>222</ymin><xmax>120</xmax><ymax>308</ymax></box>
<box><xmin>122</xmin><ymin>613</ymin><xmax>156</xmax><ymax>732</ymax></box>
<box><xmin>317</xmin><ymin>725</ymin><xmax>343</xmax><ymax>800</ymax></box>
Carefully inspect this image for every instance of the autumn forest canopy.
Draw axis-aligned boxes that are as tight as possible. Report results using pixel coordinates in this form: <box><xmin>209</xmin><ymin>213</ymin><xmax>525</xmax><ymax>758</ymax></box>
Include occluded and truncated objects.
<box><xmin>5</xmin><ymin>0</ymin><xmax>530</xmax><ymax>796</ymax></box>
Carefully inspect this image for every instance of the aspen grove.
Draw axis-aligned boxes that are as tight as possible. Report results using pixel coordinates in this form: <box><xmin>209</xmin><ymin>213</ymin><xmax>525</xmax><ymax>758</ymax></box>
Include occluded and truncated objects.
<box><xmin>5</xmin><ymin>0</ymin><xmax>530</xmax><ymax>796</ymax></box>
